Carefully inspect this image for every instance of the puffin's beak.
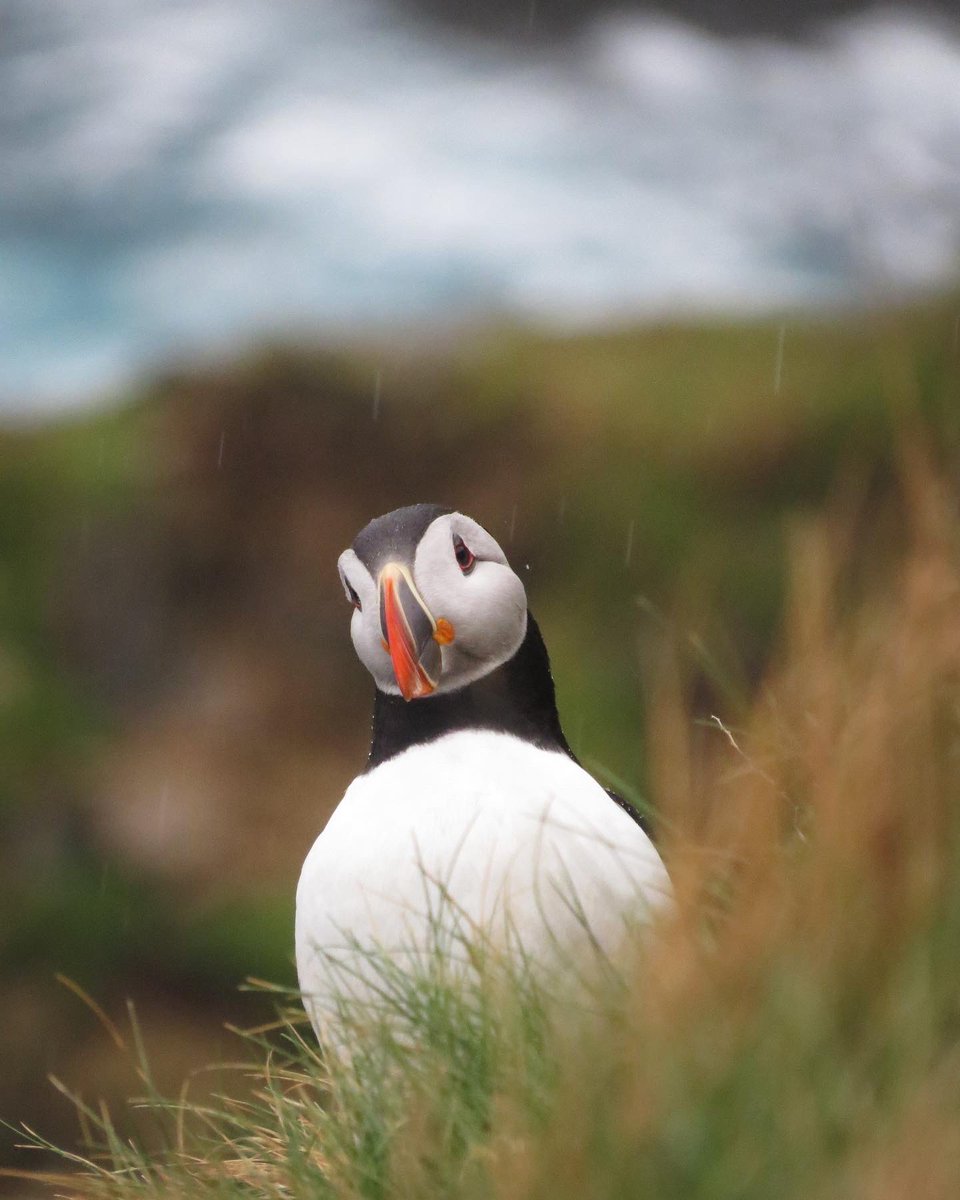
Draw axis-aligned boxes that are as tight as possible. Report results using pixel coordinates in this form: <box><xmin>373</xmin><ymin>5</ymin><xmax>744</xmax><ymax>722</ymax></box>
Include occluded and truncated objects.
<box><xmin>378</xmin><ymin>562</ymin><xmax>442</xmax><ymax>701</ymax></box>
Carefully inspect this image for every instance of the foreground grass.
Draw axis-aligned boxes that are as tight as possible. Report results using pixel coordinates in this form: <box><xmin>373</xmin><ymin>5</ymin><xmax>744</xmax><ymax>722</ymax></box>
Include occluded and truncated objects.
<box><xmin>15</xmin><ymin>436</ymin><xmax>960</xmax><ymax>1199</ymax></box>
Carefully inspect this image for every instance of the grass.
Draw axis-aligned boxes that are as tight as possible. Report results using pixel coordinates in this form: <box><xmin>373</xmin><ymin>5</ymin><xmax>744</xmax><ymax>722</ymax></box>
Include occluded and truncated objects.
<box><xmin>11</xmin><ymin>429</ymin><xmax>960</xmax><ymax>1199</ymax></box>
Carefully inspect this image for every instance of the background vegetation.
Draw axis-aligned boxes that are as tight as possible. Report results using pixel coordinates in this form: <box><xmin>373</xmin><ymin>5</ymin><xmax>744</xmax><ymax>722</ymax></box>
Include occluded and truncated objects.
<box><xmin>2</xmin><ymin>295</ymin><xmax>959</xmax><ymax>1192</ymax></box>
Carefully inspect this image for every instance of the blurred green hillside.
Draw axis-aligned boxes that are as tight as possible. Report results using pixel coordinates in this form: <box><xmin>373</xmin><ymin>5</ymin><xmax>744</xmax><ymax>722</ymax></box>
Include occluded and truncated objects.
<box><xmin>1</xmin><ymin>296</ymin><xmax>958</xmax><ymax>1179</ymax></box>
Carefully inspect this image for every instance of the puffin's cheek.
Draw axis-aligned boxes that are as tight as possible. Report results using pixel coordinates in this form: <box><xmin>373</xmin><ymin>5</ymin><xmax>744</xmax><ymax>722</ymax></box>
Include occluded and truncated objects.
<box><xmin>353</xmin><ymin>625</ymin><xmax>392</xmax><ymax>687</ymax></box>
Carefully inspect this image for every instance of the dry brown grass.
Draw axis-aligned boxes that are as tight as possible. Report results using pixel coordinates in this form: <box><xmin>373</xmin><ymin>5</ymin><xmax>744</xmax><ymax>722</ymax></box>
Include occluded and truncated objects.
<box><xmin>498</xmin><ymin>431</ymin><xmax>960</xmax><ymax>1200</ymax></box>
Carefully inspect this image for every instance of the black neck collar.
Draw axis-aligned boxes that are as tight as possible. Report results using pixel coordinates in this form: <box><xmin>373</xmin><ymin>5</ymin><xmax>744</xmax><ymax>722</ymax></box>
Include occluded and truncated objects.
<box><xmin>366</xmin><ymin>612</ymin><xmax>573</xmax><ymax>770</ymax></box>
<box><xmin>364</xmin><ymin>612</ymin><xmax>651</xmax><ymax>836</ymax></box>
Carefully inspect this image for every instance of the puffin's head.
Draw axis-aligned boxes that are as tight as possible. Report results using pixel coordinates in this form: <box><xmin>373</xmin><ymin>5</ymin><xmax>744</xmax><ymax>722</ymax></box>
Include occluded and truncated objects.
<box><xmin>337</xmin><ymin>504</ymin><xmax>528</xmax><ymax>700</ymax></box>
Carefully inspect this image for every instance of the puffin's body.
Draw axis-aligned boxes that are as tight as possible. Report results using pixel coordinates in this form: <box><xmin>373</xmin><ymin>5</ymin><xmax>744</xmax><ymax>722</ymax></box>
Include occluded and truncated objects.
<box><xmin>295</xmin><ymin>505</ymin><xmax>670</xmax><ymax>1037</ymax></box>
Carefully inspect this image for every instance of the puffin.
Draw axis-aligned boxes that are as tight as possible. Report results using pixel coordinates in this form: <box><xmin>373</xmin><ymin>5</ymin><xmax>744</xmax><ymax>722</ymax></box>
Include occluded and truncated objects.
<box><xmin>295</xmin><ymin>504</ymin><xmax>671</xmax><ymax>1038</ymax></box>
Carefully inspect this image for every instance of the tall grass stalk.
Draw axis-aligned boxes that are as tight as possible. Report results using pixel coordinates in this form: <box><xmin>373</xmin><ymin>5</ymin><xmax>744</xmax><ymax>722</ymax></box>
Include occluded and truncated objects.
<box><xmin>14</xmin><ymin>438</ymin><xmax>960</xmax><ymax>1199</ymax></box>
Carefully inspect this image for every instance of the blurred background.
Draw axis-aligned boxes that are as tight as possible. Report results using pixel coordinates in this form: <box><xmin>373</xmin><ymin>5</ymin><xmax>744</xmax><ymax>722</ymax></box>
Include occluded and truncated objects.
<box><xmin>2</xmin><ymin>0</ymin><xmax>959</xmax><ymax>1183</ymax></box>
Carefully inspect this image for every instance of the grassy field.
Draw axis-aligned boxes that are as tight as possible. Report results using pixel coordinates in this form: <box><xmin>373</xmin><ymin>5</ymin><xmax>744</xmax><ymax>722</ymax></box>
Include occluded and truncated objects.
<box><xmin>14</xmin><ymin>429</ymin><xmax>960</xmax><ymax>1199</ymax></box>
<box><xmin>2</xmin><ymin>295</ymin><xmax>959</xmax><ymax>1192</ymax></box>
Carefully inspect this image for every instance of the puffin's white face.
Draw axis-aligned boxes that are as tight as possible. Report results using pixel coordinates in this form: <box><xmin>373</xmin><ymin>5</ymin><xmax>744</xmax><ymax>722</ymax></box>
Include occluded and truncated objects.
<box><xmin>337</xmin><ymin>509</ymin><xmax>528</xmax><ymax>699</ymax></box>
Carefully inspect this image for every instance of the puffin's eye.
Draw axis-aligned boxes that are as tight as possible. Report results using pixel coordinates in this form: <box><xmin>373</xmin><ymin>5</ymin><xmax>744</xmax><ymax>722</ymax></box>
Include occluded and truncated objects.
<box><xmin>453</xmin><ymin>535</ymin><xmax>476</xmax><ymax>574</ymax></box>
<box><xmin>343</xmin><ymin>578</ymin><xmax>362</xmax><ymax>611</ymax></box>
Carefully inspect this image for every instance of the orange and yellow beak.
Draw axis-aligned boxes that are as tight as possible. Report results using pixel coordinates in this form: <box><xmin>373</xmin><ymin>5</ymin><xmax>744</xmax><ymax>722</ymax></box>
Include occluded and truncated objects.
<box><xmin>378</xmin><ymin>562</ymin><xmax>453</xmax><ymax>701</ymax></box>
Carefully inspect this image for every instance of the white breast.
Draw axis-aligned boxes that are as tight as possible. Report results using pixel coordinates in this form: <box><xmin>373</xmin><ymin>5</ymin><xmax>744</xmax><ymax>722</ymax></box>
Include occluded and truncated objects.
<box><xmin>295</xmin><ymin>730</ymin><xmax>671</xmax><ymax>1036</ymax></box>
